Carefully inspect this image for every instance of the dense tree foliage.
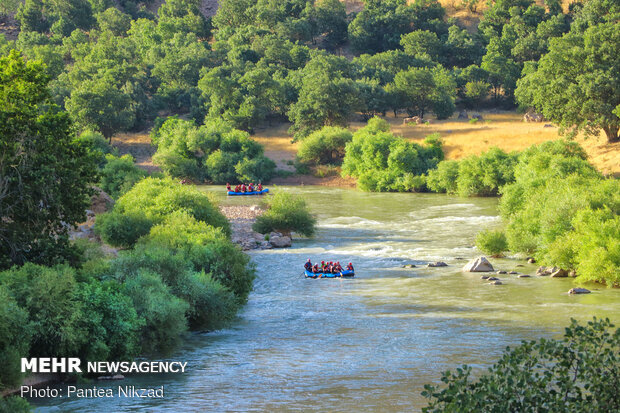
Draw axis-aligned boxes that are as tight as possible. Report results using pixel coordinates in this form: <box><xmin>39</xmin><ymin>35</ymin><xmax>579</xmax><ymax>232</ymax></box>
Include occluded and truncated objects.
<box><xmin>152</xmin><ymin>117</ymin><xmax>276</xmax><ymax>183</ymax></box>
<box><xmin>341</xmin><ymin>118</ymin><xmax>443</xmax><ymax>192</ymax></box>
<box><xmin>297</xmin><ymin>126</ymin><xmax>352</xmax><ymax>165</ymax></box>
<box><xmin>0</xmin><ymin>51</ymin><xmax>98</xmax><ymax>269</ymax></box>
<box><xmin>253</xmin><ymin>192</ymin><xmax>316</xmax><ymax>237</ymax></box>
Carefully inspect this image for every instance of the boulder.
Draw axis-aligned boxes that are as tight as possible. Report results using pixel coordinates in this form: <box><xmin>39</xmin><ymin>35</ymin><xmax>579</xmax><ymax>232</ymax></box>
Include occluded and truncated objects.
<box><xmin>509</xmin><ymin>271</ymin><xmax>519</xmax><ymax>275</ymax></box>
<box><xmin>489</xmin><ymin>280</ymin><xmax>503</xmax><ymax>285</ymax></box>
<box><xmin>497</xmin><ymin>270</ymin><xmax>507</xmax><ymax>274</ymax></box>
<box><xmin>518</xmin><ymin>274</ymin><xmax>531</xmax><ymax>278</ymax></box>
<box><xmin>90</xmin><ymin>187</ymin><xmax>114</xmax><ymax>214</ymax></box>
<box><xmin>569</xmin><ymin>270</ymin><xmax>577</xmax><ymax>278</ymax></box>
<box><xmin>487</xmin><ymin>276</ymin><xmax>499</xmax><ymax>281</ymax></box>
<box><xmin>402</xmin><ymin>264</ymin><xmax>417</xmax><ymax>268</ymax></box>
<box><xmin>458</xmin><ymin>110</ymin><xmax>469</xmax><ymax>120</ymax></box>
<box><xmin>550</xmin><ymin>268</ymin><xmax>568</xmax><ymax>278</ymax></box>
<box><xmin>523</xmin><ymin>110</ymin><xmax>544</xmax><ymax>122</ymax></box>
<box><xmin>480</xmin><ymin>275</ymin><xmax>490</xmax><ymax>280</ymax></box>
<box><xmin>536</xmin><ymin>266</ymin><xmax>558</xmax><ymax>276</ymax></box>
<box><xmin>462</xmin><ymin>256</ymin><xmax>494</xmax><ymax>272</ymax></box>
<box><xmin>527</xmin><ymin>257</ymin><xmax>536</xmax><ymax>264</ymax></box>
<box><xmin>568</xmin><ymin>288</ymin><xmax>590</xmax><ymax>295</ymax></box>
<box><xmin>427</xmin><ymin>261</ymin><xmax>448</xmax><ymax>267</ymax></box>
<box><xmin>269</xmin><ymin>235</ymin><xmax>292</xmax><ymax>248</ymax></box>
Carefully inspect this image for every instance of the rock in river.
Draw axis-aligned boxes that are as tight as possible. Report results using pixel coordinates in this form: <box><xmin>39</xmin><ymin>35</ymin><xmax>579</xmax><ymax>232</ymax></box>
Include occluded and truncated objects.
<box><xmin>427</xmin><ymin>262</ymin><xmax>448</xmax><ymax>267</ymax></box>
<box><xmin>463</xmin><ymin>256</ymin><xmax>494</xmax><ymax>272</ymax></box>
<box><xmin>568</xmin><ymin>288</ymin><xmax>590</xmax><ymax>294</ymax></box>
<box><xmin>269</xmin><ymin>234</ymin><xmax>292</xmax><ymax>248</ymax></box>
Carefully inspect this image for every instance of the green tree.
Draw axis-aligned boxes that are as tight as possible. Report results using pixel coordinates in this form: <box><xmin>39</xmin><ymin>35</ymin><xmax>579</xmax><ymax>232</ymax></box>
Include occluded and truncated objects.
<box><xmin>400</xmin><ymin>30</ymin><xmax>443</xmax><ymax>62</ymax></box>
<box><xmin>297</xmin><ymin>126</ymin><xmax>353</xmax><ymax>164</ymax></box>
<box><xmin>253</xmin><ymin>192</ymin><xmax>316</xmax><ymax>237</ymax></box>
<box><xmin>0</xmin><ymin>51</ymin><xmax>98</xmax><ymax>269</ymax></box>
<box><xmin>515</xmin><ymin>22</ymin><xmax>620</xmax><ymax>143</ymax></box>
<box><xmin>65</xmin><ymin>70</ymin><xmax>136</xmax><ymax>141</ymax></box>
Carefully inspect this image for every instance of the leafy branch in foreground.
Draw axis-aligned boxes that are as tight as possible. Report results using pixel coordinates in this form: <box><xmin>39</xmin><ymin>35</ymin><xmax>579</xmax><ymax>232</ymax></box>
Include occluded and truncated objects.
<box><xmin>422</xmin><ymin>317</ymin><xmax>619</xmax><ymax>412</ymax></box>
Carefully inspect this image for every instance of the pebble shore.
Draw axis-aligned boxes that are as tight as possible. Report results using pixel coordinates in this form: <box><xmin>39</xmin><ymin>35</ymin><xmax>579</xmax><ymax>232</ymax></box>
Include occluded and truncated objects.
<box><xmin>220</xmin><ymin>205</ymin><xmax>288</xmax><ymax>250</ymax></box>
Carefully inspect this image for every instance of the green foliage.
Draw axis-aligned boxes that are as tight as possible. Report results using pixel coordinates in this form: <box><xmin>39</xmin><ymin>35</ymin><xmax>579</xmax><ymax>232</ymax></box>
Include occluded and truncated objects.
<box><xmin>252</xmin><ymin>192</ymin><xmax>316</xmax><ymax>237</ymax></box>
<box><xmin>426</xmin><ymin>160</ymin><xmax>459</xmax><ymax>193</ymax></box>
<box><xmin>297</xmin><ymin>126</ymin><xmax>352</xmax><ymax>165</ymax></box>
<box><xmin>152</xmin><ymin>118</ymin><xmax>275</xmax><ymax>183</ymax></box>
<box><xmin>113</xmin><ymin>244</ymin><xmax>240</xmax><ymax>330</ymax></box>
<box><xmin>0</xmin><ymin>51</ymin><xmax>98</xmax><ymax>269</ymax></box>
<box><xmin>516</xmin><ymin>20</ymin><xmax>620</xmax><ymax>143</ymax></box>
<box><xmin>0</xmin><ymin>286</ymin><xmax>31</xmax><ymax>389</ymax></box>
<box><xmin>95</xmin><ymin>211</ymin><xmax>153</xmax><ymax>248</ymax></box>
<box><xmin>422</xmin><ymin>318</ymin><xmax>620</xmax><ymax>412</ymax></box>
<box><xmin>74</xmin><ymin>280</ymin><xmax>142</xmax><ymax>361</ymax></box>
<box><xmin>455</xmin><ymin>148</ymin><xmax>519</xmax><ymax>197</ymax></box>
<box><xmin>143</xmin><ymin>211</ymin><xmax>255</xmax><ymax>302</ymax></box>
<box><xmin>475</xmin><ymin>229</ymin><xmax>508</xmax><ymax>256</ymax></box>
<box><xmin>99</xmin><ymin>154</ymin><xmax>147</xmax><ymax>198</ymax></box>
<box><xmin>0</xmin><ymin>397</ymin><xmax>31</xmax><ymax>413</ymax></box>
<box><xmin>341</xmin><ymin>118</ymin><xmax>444</xmax><ymax>192</ymax></box>
<box><xmin>115</xmin><ymin>177</ymin><xmax>231</xmax><ymax>236</ymax></box>
<box><xmin>123</xmin><ymin>269</ymin><xmax>189</xmax><ymax>353</ymax></box>
<box><xmin>74</xmin><ymin>130</ymin><xmax>114</xmax><ymax>167</ymax></box>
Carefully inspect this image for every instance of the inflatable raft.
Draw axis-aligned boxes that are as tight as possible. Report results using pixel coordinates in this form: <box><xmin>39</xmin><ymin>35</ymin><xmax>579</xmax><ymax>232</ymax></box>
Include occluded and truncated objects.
<box><xmin>305</xmin><ymin>269</ymin><xmax>355</xmax><ymax>279</ymax></box>
<box><xmin>227</xmin><ymin>188</ymin><xmax>269</xmax><ymax>196</ymax></box>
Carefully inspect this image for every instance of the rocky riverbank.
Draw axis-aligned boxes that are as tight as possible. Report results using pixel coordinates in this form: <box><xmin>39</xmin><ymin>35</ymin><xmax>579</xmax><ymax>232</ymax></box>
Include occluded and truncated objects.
<box><xmin>219</xmin><ymin>205</ymin><xmax>292</xmax><ymax>251</ymax></box>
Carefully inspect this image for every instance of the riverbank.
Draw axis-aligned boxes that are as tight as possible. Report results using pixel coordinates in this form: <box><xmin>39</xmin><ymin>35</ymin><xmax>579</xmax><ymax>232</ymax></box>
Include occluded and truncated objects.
<box><xmin>219</xmin><ymin>205</ymin><xmax>293</xmax><ymax>250</ymax></box>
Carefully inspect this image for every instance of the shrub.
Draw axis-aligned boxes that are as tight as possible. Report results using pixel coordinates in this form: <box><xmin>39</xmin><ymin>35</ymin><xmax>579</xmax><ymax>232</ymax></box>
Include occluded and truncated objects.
<box><xmin>0</xmin><ymin>264</ymin><xmax>85</xmax><ymax>357</ymax></box>
<box><xmin>0</xmin><ymin>286</ymin><xmax>31</xmax><ymax>390</ymax></box>
<box><xmin>123</xmin><ymin>269</ymin><xmax>189</xmax><ymax>354</ymax></box>
<box><xmin>475</xmin><ymin>229</ymin><xmax>508</xmax><ymax>257</ymax></box>
<box><xmin>152</xmin><ymin>117</ymin><xmax>275</xmax><ymax>183</ymax></box>
<box><xmin>74</xmin><ymin>130</ymin><xmax>114</xmax><ymax>167</ymax></box>
<box><xmin>143</xmin><ymin>212</ymin><xmax>255</xmax><ymax>302</ymax></box>
<box><xmin>95</xmin><ymin>211</ymin><xmax>153</xmax><ymax>248</ymax></box>
<box><xmin>113</xmin><ymin>244</ymin><xmax>240</xmax><ymax>329</ymax></box>
<box><xmin>99</xmin><ymin>154</ymin><xmax>147</xmax><ymax>199</ymax></box>
<box><xmin>297</xmin><ymin>126</ymin><xmax>353</xmax><ymax>165</ymax></box>
<box><xmin>341</xmin><ymin>118</ymin><xmax>444</xmax><ymax>192</ymax></box>
<box><xmin>253</xmin><ymin>192</ymin><xmax>316</xmax><ymax>237</ymax></box>
<box><xmin>115</xmin><ymin>177</ymin><xmax>230</xmax><ymax>237</ymax></box>
<box><xmin>74</xmin><ymin>280</ymin><xmax>142</xmax><ymax>362</ymax></box>
<box><xmin>422</xmin><ymin>318</ymin><xmax>620</xmax><ymax>412</ymax></box>
<box><xmin>455</xmin><ymin>148</ymin><xmax>518</xmax><ymax>196</ymax></box>
<box><xmin>427</xmin><ymin>160</ymin><xmax>459</xmax><ymax>193</ymax></box>
<box><xmin>0</xmin><ymin>397</ymin><xmax>31</xmax><ymax>413</ymax></box>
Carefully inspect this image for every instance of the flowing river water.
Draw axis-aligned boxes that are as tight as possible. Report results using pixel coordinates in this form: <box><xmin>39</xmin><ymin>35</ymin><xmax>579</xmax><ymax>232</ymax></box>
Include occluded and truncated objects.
<box><xmin>32</xmin><ymin>186</ymin><xmax>620</xmax><ymax>412</ymax></box>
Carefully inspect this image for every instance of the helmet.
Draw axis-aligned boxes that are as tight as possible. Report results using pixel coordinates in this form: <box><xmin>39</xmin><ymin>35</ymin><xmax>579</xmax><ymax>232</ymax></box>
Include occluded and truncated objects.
<box><xmin>348</xmin><ymin>263</ymin><xmax>352</xmax><ymax>266</ymax></box>
<box><xmin>321</xmin><ymin>261</ymin><xmax>325</xmax><ymax>264</ymax></box>
<box><xmin>307</xmin><ymin>259</ymin><xmax>311</xmax><ymax>262</ymax></box>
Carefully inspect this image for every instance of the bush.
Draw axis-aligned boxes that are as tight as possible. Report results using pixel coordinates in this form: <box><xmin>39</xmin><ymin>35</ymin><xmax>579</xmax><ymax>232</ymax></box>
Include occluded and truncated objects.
<box><xmin>297</xmin><ymin>126</ymin><xmax>353</xmax><ymax>165</ymax></box>
<box><xmin>123</xmin><ymin>269</ymin><xmax>189</xmax><ymax>354</ymax></box>
<box><xmin>142</xmin><ymin>212</ymin><xmax>255</xmax><ymax>302</ymax></box>
<box><xmin>422</xmin><ymin>318</ymin><xmax>620</xmax><ymax>412</ymax></box>
<box><xmin>427</xmin><ymin>160</ymin><xmax>459</xmax><ymax>193</ymax></box>
<box><xmin>0</xmin><ymin>397</ymin><xmax>31</xmax><ymax>413</ymax></box>
<box><xmin>0</xmin><ymin>264</ymin><xmax>85</xmax><ymax>357</ymax></box>
<box><xmin>152</xmin><ymin>117</ymin><xmax>275</xmax><ymax>183</ymax></box>
<box><xmin>341</xmin><ymin>118</ymin><xmax>444</xmax><ymax>192</ymax></box>
<box><xmin>113</xmin><ymin>243</ymin><xmax>240</xmax><ymax>329</ymax></box>
<box><xmin>0</xmin><ymin>286</ymin><xmax>31</xmax><ymax>390</ymax></box>
<box><xmin>74</xmin><ymin>280</ymin><xmax>142</xmax><ymax>362</ymax></box>
<box><xmin>115</xmin><ymin>177</ymin><xmax>230</xmax><ymax>237</ymax></box>
<box><xmin>455</xmin><ymin>148</ymin><xmax>519</xmax><ymax>196</ymax></box>
<box><xmin>475</xmin><ymin>229</ymin><xmax>508</xmax><ymax>257</ymax></box>
<box><xmin>74</xmin><ymin>130</ymin><xmax>114</xmax><ymax>167</ymax></box>
<box><xmin>95</xmin><ymin>211</ymin><xmax>153</xmax><ymax>248</ymax></box>
<box><xmin>253</xmin><ymin>192</ymin><xmax>316</xmax><ymax>237</ymax></box>
<box><xmin>99</xmin><ymin>154</ymin><xmax>147</xmax><ymax>199</ymax></box>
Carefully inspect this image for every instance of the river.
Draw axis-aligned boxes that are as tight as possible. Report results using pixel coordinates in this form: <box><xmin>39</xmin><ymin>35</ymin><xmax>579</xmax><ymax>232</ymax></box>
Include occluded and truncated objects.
<box><xmin>31</xmin><ymin>186</ymin><xmax>620</xmax><ymax>412</ymax></box>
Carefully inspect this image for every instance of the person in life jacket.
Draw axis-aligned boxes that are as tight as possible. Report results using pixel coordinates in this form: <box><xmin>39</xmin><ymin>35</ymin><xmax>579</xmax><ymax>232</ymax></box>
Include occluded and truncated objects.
<box><xmin>334</xmin><ymin>262</ymin><xmax>343</xmax><ymax>272</ymax></box>
<box><xmin>312</xmin><ymin>264</ymin><xmax>319</xmax><ymax>273</ymax></box>
<box><xmin>304</xmin><ymin>259</ymin><xmax>312</xmax><ymax>271</ymax></box>
<box><xmin>346</xmin><ymin>262</ymin><xmax>354</xmax><ymax>271</ymax></box>
<box><xmin>226</xmin><ymin>183</ymin><xmax>231</xmax><ymax>191</ymax></box>
<box><xmin>257</xmin><ymin>183</ymin><xmax>263</xmax><ymax>191</ymax></box>
<box><xmin>248</xmin><ymin>183</ymin><xmax>254</xmax><ymax>192</ymax></box>
<box><xmin>320</xmin><ymin>261</ymin><xmax>326</xmax><ymax>272</ymax></box>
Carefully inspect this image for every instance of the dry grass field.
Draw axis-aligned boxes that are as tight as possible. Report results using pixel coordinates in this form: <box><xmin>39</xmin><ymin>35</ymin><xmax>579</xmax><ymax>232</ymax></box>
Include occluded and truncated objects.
<box><xmin>251</xmin><ymin>111</ymin><xmax>620</xmax><ymax>177</ymax></box>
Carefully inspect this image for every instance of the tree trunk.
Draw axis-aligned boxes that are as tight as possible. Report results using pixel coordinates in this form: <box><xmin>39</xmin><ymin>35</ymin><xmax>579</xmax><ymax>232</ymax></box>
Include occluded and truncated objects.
<box><xmin>603</xmin><ymin>125</ymin><xmax>619</xmax><ymax>143</ymax></box>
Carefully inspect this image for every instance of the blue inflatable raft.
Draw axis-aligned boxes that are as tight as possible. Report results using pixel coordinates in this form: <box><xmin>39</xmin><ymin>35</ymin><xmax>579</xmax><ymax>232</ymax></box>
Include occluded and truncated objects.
<box><xmin>305</xmin><ymin>269</ymin><xmax>355</xmax><ymax>279</ymax></box>
<box><xmin>227</xmin><ymin>188</ymin><xmax>269</xmax><ymax>196</ymax></box>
